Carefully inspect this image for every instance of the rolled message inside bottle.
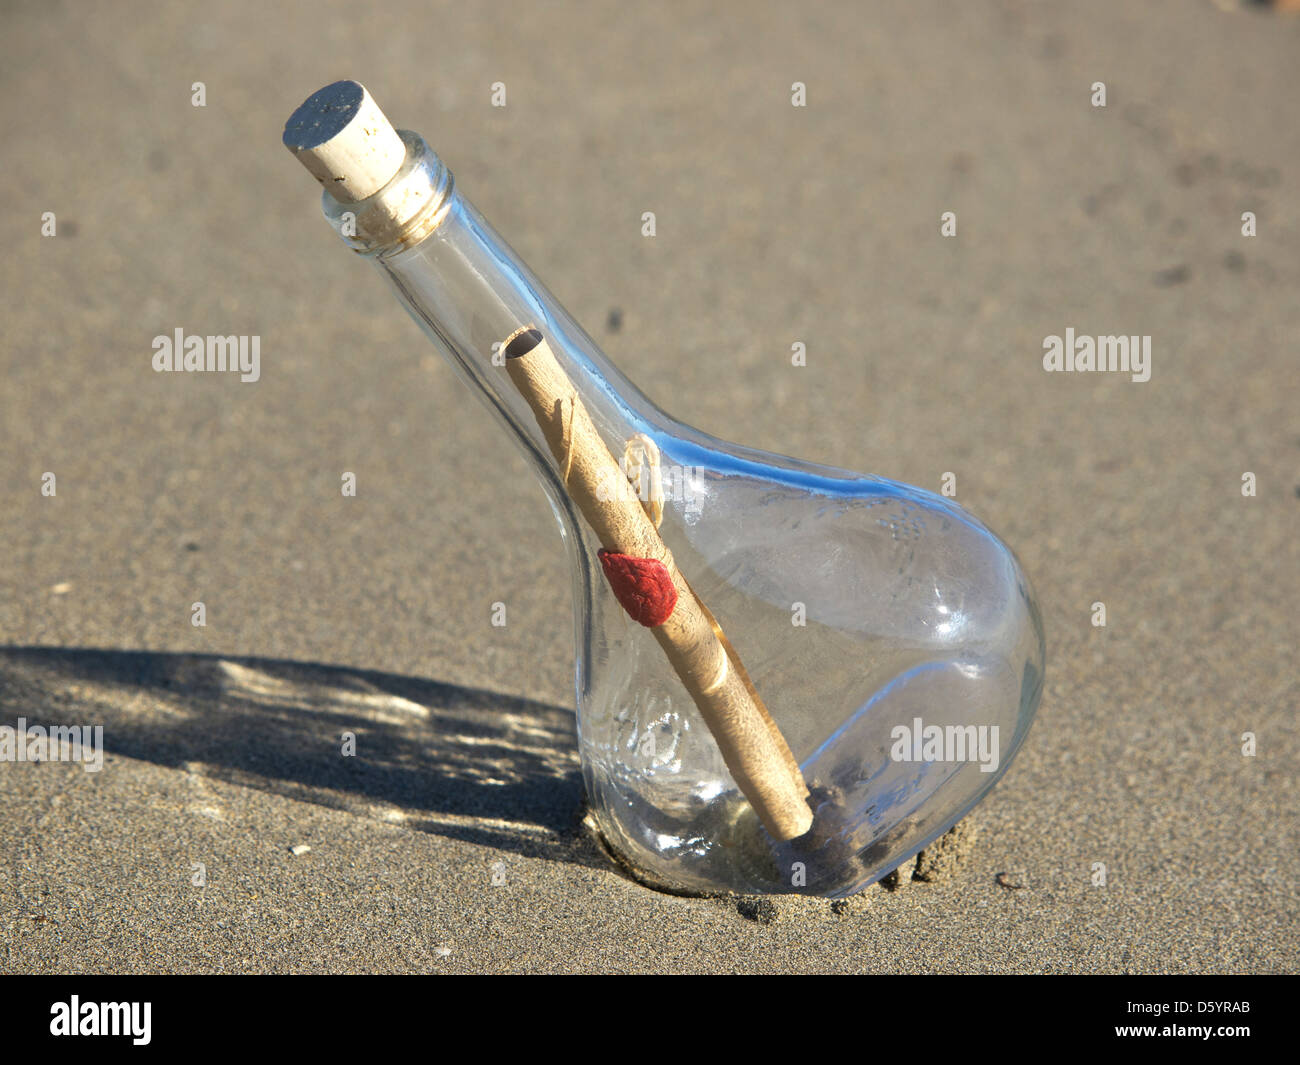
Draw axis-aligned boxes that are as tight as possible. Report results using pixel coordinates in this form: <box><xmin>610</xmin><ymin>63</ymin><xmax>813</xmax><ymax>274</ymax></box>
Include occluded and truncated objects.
<box><xmin>503</xmin><ymin>326</ymin><xmax>814</xmax><ymax>841</ymax></box>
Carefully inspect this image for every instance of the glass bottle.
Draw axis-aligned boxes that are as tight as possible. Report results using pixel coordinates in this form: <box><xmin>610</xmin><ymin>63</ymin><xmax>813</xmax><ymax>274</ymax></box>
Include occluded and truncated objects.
<box><xmin>286</xmin><ymin>83</ymin><xmax>1044</xmax><ymax>897</ymax></box>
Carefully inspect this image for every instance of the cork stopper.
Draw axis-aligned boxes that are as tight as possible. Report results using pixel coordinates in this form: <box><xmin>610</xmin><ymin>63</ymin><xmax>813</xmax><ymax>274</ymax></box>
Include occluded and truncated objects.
<box><xmin>283</xmin><ymin>81</ymin><xmax>407</xmax><ymax>203</ymax></box>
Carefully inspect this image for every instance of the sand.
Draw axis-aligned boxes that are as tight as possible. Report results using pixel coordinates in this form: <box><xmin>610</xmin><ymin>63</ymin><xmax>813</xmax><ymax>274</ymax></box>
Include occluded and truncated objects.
<box><xmin>0</xmin><ymin>0</ymin><xmax>1296</xmax><ymax>973</ymax></box>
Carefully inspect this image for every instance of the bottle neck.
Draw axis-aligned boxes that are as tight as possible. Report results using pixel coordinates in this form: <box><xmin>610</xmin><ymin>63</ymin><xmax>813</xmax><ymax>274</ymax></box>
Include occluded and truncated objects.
<box><xmin>321</xmin><ymin>136</ymin><xmax>671</xmax><ymax>512</ymax></box>
<box><xmin>321</xmin><ymin>130</ymin><xmax>455</xmax><ymax>256</ymax></box>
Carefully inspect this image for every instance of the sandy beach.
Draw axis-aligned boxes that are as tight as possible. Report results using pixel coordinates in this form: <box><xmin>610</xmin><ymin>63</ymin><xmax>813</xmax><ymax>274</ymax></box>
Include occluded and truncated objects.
<box><xmin>1</xmin><ymin>0</ymin><xmax>1296</xmax><ymax>973</ymax></box>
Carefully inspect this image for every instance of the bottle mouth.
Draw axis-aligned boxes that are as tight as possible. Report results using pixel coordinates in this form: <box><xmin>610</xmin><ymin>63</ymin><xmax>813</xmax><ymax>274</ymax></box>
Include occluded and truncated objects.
<box><xmin>320</xmin><ymin>130</ymin><xmax>455</xmax><ymax>257</ymax></box>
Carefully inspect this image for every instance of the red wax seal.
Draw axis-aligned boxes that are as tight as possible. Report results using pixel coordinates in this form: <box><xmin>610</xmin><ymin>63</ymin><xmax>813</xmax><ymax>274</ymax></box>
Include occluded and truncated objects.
<box><xmin>598</xmin><ymin>550</ymin><xmax>678</xmax><ymax>627</ymax></box>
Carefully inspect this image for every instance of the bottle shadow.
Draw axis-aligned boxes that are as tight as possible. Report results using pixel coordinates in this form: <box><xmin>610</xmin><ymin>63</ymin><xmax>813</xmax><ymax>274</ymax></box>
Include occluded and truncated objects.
<box><xmin>0</xmin><ymin>646</ymin><xmax>606</xmax><ymax>870</ymax></box>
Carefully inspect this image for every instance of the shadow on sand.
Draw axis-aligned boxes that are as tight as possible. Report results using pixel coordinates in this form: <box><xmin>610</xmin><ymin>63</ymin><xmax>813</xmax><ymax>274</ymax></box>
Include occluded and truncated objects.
<box><xmin>0</xmin><ymin>646</ymin><xmax>606</xmax><ymax>868</ymax></box>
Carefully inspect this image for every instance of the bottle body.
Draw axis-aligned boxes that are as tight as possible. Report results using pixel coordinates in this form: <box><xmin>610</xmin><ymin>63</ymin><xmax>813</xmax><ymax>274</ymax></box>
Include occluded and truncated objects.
<box><xmin>325</xmin><ymin>134</ymin><xmax>1044</xmax><ymax>896</ymax></box>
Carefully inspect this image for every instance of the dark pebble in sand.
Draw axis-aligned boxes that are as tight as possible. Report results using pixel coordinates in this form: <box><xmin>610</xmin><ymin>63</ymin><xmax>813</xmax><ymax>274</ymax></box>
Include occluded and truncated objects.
<box><xmin>736</xmin><ymin>897</ymin><xmax>779</xmax><ymax>924</ymax></box>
